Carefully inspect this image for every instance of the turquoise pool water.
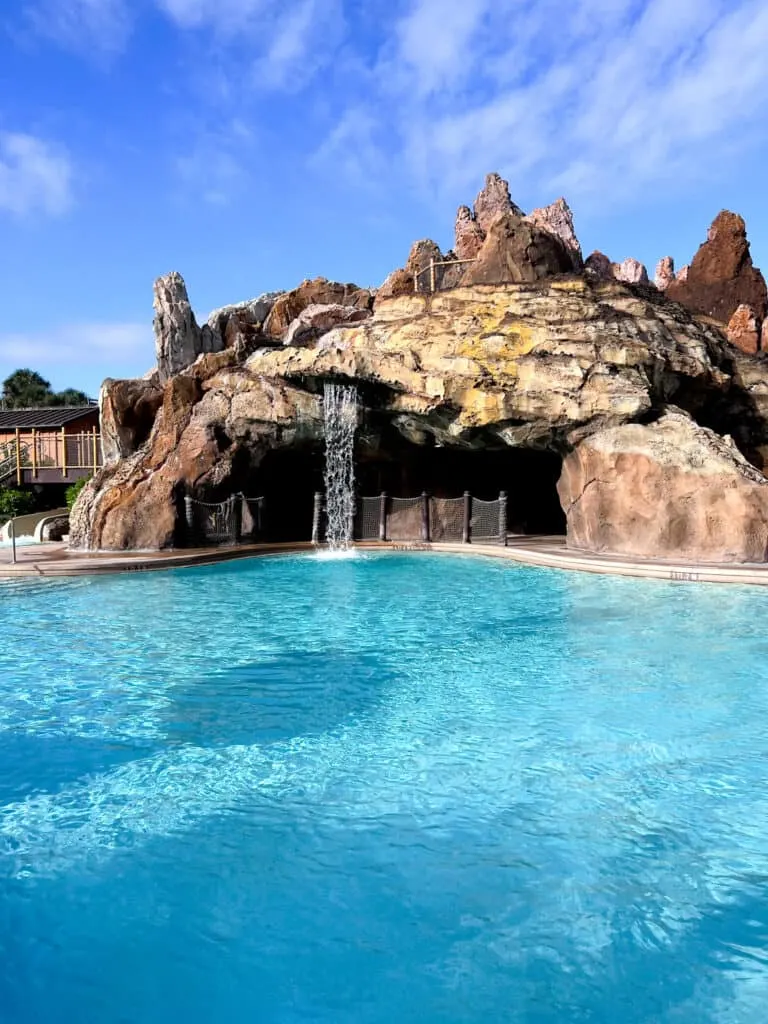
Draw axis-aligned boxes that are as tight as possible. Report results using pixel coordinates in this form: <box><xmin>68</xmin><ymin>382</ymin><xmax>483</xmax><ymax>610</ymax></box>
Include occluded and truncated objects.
<box><xmin>1</xmin><ymin>552</ymin><xmax>767</xmax><ymax>1022</ymax></box>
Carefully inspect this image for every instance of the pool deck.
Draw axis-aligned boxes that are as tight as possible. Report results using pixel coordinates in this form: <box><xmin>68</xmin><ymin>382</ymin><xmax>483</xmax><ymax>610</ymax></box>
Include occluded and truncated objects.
<box><xmin>3</xmin><ymin>536</ymin><xmax>768</xmax><ymax>585</ymax></box>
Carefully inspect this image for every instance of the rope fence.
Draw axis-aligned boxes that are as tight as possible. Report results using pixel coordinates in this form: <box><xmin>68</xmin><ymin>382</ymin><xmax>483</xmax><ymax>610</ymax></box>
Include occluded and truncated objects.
<box><xmin>316</xmin><ymin>490</ymin><xmax>508</xmax><ymax>546</ymax></box>
<box><xmin>184</xmin><ymin>493</ymin><xmax>265</xmax><ymax>546</ymax></box>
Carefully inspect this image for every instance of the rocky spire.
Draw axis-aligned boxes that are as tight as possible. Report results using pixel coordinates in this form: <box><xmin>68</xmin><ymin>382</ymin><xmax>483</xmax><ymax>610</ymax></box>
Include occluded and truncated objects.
<box><xmin>667</xmin><ymin>210</ymin><xmax>768</xmax><ymax>324</ymax></box>
<box><xmin>654</xmin><ymin>256</ymin><xmax>675</xmax><ymax>291</ymax></box>
<box><xmin>584</xmin><ymin>251</ymin><xmax>614</xmax><ymax>281</ymax></box>
<box><xmin>454</xmin><ymin>205</ymin><xmax>486</xmax><ymax>261</ymax></box>
<box><xmin>153</xmin><ymin>271</ymin><xmax>222</xmax><ymax>381</ymax></box>
<box><xmin>525</xmin><ymin>198</ymin><xmax>582</xmax><ymax>270</ymax></box>
<box><xmin>614</xmin><ymin>257</ymin><xmax>649</xmax><ymax>285</ymax></box>
<box><xmin>473</xmin><ymin>172</ymin><xmax>523</xmax><ymax>233</ymax></box>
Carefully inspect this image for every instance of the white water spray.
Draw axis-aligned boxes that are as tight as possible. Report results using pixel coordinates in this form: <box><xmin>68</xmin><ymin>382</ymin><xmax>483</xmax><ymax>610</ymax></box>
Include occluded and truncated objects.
<box><xmin>323</xmin><ymin>382</ymin><xmax>358</xmax><ymax>550</ymax></box>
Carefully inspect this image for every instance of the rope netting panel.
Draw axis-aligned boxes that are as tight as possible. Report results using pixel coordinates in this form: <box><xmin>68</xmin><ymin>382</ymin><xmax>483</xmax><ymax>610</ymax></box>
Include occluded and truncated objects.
<box><xmin>387</xmin><ymin>496</ymin><xmax>424</xmax><ymax>541</ymax></box>
<box><xmin>471</xmin><ymin>497</ymin><xmax>503</xmax><ymax>543</ymax></box>
<box><xmin>429</xmin><ymin>497</ymin><xmax>465</xmax><ymax>542</ymax></box>
<box><xmin>355</xmin><ymin>496</ymin><xmax>381</xmax><ymax>541</ymax></box>
<box><xmin>188</xmin><ymin>498</ymin><xmax>237</xmax><ymax>544</ymax></box>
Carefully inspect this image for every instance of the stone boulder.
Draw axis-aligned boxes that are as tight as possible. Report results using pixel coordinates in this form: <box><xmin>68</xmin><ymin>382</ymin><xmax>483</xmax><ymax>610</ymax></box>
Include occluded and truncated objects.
<box><xmin>284</xmin><ymin>303</ymin><xmax>373</xmax><ymax>347</ymax></box>
<box><xmin>726</xmin><ymin>304</ymin><xmax>762</xmax><ymax>355</ymax></box>
<box><xmin>667</xmin><ymin>211</ymin><xmax>768</xmax><ymax>324</ymax></box>
<box><xmin>154</xmin><ymin>272</ymin><xmax>223</xmax><ymax>381</ymax></box>
<box><xmin>525</xmin><ymin>198</ymin><xmax>582</xmax><ymax>271</ymax></box>
<box><xmin>100</xmin><ymin>376</ymin><xmax>163</xmax><ymax>463</ymax></box>
<box><xmin>206</xmin><ymin>292</ymin><xmax>282</xmax><ymax>358</ymax></box>
<box><xmin>584</xmin><ymin>251</ymin><xmax>614</xmax><ymax>281</ymax></box>
<box><xmin>473</xmin><ymin>172</ymin><xmax>523</xmax><ymax>232</ymax></box>
<box><xmin>654</xmin><ymin>257</ymin><xmax>675</xmax><ymax>291</ymax></box>
<box><xmin>557</xmin><ymin>410</ymin><xmax>768</xmax><ymax>563</ymax></box>
<box><xmin>264</xmin><ymin>277</ymin><xmax>372</xmax><ymax>339</ymax></box>
<box><xmin>614</xmin><ymin>258</ymin><xmax>649</xmax><ymax>285</ymax></box>
<box><xmin>462</xmin><ymin>212</ymin><xmax>574</xmax><ymax>286</ymax></box>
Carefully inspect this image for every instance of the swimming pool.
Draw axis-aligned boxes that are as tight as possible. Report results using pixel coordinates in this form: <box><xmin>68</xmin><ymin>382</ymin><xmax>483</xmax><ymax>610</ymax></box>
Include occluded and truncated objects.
<box><xmin>1</xmin><ymin>552</ymin><xmax>767</xmax><ymax>1022</ymax></box>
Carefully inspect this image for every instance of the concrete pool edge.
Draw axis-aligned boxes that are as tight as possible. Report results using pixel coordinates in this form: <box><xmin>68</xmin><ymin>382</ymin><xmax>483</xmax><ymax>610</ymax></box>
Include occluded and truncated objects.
<box><xmin>4</xmin><ymin>536</ymin><xmax>768</xmax><ymax>585</ymax></box>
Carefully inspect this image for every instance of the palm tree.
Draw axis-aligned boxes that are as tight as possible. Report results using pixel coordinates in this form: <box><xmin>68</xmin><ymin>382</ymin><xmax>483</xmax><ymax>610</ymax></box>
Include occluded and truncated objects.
<box><xmin>1</xmin><ymin>369</ymin><xmax>53</xmax><ymax>408</ymax></box>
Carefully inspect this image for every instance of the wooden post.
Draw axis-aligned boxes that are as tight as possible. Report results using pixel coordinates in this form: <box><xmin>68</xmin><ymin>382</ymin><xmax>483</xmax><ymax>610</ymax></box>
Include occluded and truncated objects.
<box><xmin>379</xmin><ymin>491</ymin><xmax>387</xmax><ymax>542</ymax></box>
<box><xmin>421</xmin><ymin>491</ymin><xmax>430</xmax><ymax>542</ymax></box>
<box><xmin>463</xmin><ymin>491</ymin><xmax>471</xmax><ymax>544</ymax></box>
<box><xmin>429</xmin><ymin>259</ymin><xmax>436</xmax><ymax>294</ymax></box>
<box><xmin>61</xmin><ymin>427</ymin><xmax>67</xmax><ymax>478</ymax></box>
<box><xmin>312</xmin><ymin>491</ymin><xmax>323</xmax><ymax>545</ymax></box>
<box><xmin>31</xmin><ymin>428</ymin><xmax>37</xmax><ymax>479</ymax></box>
<box><xmin>92</xmin><ymin>426</ymin><xmax>99</xmax><ymax>471</ymax></box>
<box><xmin>413</xmin><ymin>269</ymin><xmax>419</xmax><ymax>293</ymax></box>
<box><xmin>15</xmin><ymin>428</ymin><xmax>21</xmax><ymax>486</ymax></box>
<box><xmin>499</xmin><ymin>490</ymin><xmax>508</xmax><ymax>546</ymax></box>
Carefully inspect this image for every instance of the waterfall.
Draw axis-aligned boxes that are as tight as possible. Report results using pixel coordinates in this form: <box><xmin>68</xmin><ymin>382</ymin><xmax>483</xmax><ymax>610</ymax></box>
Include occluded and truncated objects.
<box><xmin>323</xmin><ymin>382</ymin><xmax>358</xmax><ymax>550</ymax></box>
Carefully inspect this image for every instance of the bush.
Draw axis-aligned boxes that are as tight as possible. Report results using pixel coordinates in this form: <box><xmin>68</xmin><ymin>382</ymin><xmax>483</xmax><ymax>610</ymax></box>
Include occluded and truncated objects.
<box><xmin>66</xmin><ymin>476</ymin><xmax>91</xmax><ymax>510</ymax></box>
<box><xmin>0</xmin><ymin>488</ymin><xmax>35</xmax><ymax>521</ymax></box>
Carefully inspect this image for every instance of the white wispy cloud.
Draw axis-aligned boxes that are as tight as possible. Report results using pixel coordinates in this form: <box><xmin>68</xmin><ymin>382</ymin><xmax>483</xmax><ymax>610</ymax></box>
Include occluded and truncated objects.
<box><xmin>0</xmin><ymin>133</ymin><xmax>74</xmax><ymax>218</ymax></box>
<box><xmin>0</xmin><ymin>323</ymin><xmax>151</xmax><ymax>366</ymax></box>
<box><xmin>315</xmin><ymin>0</ymin><xmax>768</xmax><ymax>209</ymax></box>
<box><xmin>23</xmin><ymin>0</ymin><xmax>132</xmax><ymax>57</ymax></box>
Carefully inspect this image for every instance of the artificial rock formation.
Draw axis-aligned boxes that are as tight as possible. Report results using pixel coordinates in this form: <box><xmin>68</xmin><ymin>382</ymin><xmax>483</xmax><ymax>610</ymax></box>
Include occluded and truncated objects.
<box><xmin>283</xmin><ymin>303</ymin><xmax>372</xmax><ymax>347</ymax></box>
<box><xmin>655</xmin><ymin>256</ymin><xmax>675</xmax><ymax>291</ymax></box>
<box><xmin>584</xmin><ymin>251</ymin><xmax>614</xmax><ymax>281</ymax></box>
<box><xmin>455</xmin><ymin>206</ymin><xmax>486</xmax><ymax>261</ymax></box>
<box><xmin>100</xmin><ymin>376</ymin><xmax>163</xmax><ymax>463</ymax></box>
<box><xmin>72</xmin><ymin>277</ymin><xmax>735</xmax><ymax>551</ymax></box>
<box><xmin>154</xmin><ymin>272</ymin><xmax>223</xmax><ymax>381</ymax></box>
<box><xmin>265</xmin><ymin>277</ymin><xmax>372</xmax><ymax>339</ymax></box>
<box><xmin>526</xmin><ymin>198</ymin><xmax>582</xmax><ymax>270</ymax></box>
<box><xmin>474</xmin><ymin>172</ymin><xmax>523</xmax><ymax>232</ymax></box>
<box><xmin>667</xmin><ymin>211</ymin><xmax>768</xmax><ymax>325</ymax></box>
<box><xmin>614</xmin><ymin>258</ymin><xmax>649</xmax><ymax>285</ymax></box>
<box><xmin>462</xmin><ymin>212</ymin><xmax>573</xmax><ymax>285</ymax></box>
<box><xmin>558</xmin><ymin>410</ymin><xmax>768</xmax><ymax>563</ymax></box>
<box><xmin>726</xmin><ymin>304</ymin><xmax>762</xmax><ymax>355</ymax></box>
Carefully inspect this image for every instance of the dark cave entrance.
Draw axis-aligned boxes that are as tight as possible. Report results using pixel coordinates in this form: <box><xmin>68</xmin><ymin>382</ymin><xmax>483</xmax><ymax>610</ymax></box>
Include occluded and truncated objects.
<box><xmin>240</xmin><ymin>439</ymin><xmax>565</xmax><ymax>542</ymax></box>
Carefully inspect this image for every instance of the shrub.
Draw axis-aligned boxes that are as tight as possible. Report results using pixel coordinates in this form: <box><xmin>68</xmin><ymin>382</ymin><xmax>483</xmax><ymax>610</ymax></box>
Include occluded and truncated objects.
<box><xmin>0</xmin><ymin>488</ymin><xmax>35</xmax><ymax>521</ymax></box>
<box><xmin>66</xmin><ymin>476</ymin><xmax>91</xmax><ymax>510</ymax></box>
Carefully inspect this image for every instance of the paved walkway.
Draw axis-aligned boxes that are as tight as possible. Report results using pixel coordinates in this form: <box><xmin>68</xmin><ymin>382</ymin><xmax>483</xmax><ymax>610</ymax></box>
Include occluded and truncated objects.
<box><xmin>3</xmin><ymin>536</ymin><xmax>768</xmax><ymax>585</ymax></box>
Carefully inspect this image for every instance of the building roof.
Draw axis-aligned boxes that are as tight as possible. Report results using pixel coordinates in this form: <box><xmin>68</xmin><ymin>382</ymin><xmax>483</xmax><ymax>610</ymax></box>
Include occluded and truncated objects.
<box><xmin>0</xmin><ymin>406</ymin><xmax>99</xmax><ymax>430</ymax></box>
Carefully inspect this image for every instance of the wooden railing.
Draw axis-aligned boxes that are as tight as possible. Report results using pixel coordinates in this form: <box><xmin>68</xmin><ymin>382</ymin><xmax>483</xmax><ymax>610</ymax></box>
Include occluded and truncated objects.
<box><xmin>0</xmin><ymin>428</ymin><xmax>103</xmax><ymax>486</ymax></box>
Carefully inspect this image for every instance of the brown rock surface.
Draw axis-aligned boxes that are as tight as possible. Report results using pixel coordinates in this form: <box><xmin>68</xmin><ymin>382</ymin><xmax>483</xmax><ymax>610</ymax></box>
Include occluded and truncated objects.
<box><xmin>614</xmin><ymin>258</ymin><xmax>649</xmax><ymax>285</ymax></box>
<box><xmin>726</xmin><ymin>304</ymin><xmax>762</xmax><ymax>355</ymax></box>
<box><xmin>558</xmin><ymin>410</ymin><xmax>768</xmax><ymax>563</ymax></box>
<box><xmin>473</xmin><ymin>172</ymin><xmax>523</xmax><ymax>233</ymax></box>
<box><xmin>525</xmin><ymin>198</ymin><xmax>582</xmax><ymax>270</ymax></box>
<box><xmin>462</xmin><ymin>212</ymin><xmax>573</xmax><ymax>285</ymax></box>
<box><xmin>654</xmin><ymin>256</ymin><xmax>675</xmax><ymax>291</ymax></box>
<box><xmin>667</xmin><ymin>211</ymin><xmax>768</xmax><ymax>324</ymax></box>
<box><xmin>454</xmin><ymin>205</ymin><xmax>486</xmax><ymax>261</ymax></box>
<box><xmin>283</xmin><ymin>303</ymin><xmax>373</xmax><ymax>347</ymax></box>
<box><xmin>584</xmin><ymin>251</ymin><xmax>614</xmax><ymax>281</ymax></box>
<box><xmin>100</xmin><ymin>377</ymin><xmax>163</xmax><ymax>463</ymax></box>
<box><xmin>264</xmin><ymin>277</ymin><xmax>372</xmax><ymax>339</ymax></box>
<box><xmin>72</xmin><ymin>278</ymin><xmax>733</xmax><ymax>550</ymax></box>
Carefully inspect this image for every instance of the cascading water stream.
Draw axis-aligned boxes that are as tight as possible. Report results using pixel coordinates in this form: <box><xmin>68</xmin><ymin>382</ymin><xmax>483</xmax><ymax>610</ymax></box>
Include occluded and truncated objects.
<box><xmin>323</xmin><ymin>382</ymin><xmax>358</xmax><ymax>550</ymax></box>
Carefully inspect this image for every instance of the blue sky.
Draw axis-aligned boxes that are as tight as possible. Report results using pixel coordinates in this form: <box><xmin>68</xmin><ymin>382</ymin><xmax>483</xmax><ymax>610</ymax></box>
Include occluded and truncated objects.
<box><xmin>1</xmin><ymin>0</ymin><xmax>768</xmax><ymax>398</ymax></box>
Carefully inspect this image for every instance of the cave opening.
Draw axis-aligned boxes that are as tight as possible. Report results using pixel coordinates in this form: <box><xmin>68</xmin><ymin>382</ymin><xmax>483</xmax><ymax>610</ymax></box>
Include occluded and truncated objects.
<box><xmin>239</xmin><ymin>438</ymin><xmax>565</xmax><ymax>542</ymax></box>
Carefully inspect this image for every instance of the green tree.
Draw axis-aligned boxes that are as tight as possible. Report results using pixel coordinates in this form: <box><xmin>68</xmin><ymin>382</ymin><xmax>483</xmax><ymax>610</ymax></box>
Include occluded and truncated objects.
<box><xmin>1</xmin><ymin>370</ymin><xmax>93</xmax><ymax>409</ymax></box>
<box><xmin>1</xmin><ymin>369</ymin><xmax>53</xmax><ymax>408</ymax></box>
<box><xmin>0</xmin><ymin>488</ymin><xmax>35</xmax><ymax>521</ymax></box>
<box><xmin>51</xmin><ymin>388</ymin><xmax>91</xmax><ymax>407</ymax></box>
<box><xmin>65</xmin><ymin>476</ymin><xmax>90</xmax><ymax>510</ymax></box>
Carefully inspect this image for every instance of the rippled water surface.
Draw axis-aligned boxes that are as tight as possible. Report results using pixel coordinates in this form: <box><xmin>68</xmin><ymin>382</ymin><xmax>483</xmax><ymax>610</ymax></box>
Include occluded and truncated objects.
<box><xmin>2</xmin><ymin>552</ymin><xmax>768</xmax><ymax>1023</ymax></box>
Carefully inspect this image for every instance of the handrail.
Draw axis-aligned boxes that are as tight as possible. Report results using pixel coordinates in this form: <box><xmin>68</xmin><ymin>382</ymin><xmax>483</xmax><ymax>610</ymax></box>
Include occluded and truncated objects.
<box><xmin>413</xmin><ymin>257</ymin><xmax>477</xmax><ymax>293</ymax></box>
<box><xmin>0</xmin><ymin>441</ymin><xmax>30</xmax><ymax>484</ymax></box>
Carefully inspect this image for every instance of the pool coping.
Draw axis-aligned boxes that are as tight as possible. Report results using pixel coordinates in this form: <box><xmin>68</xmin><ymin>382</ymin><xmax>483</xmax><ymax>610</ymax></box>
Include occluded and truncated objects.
<box><xmin>3</xmin><ymin>536</ymin><xmax>768</xmax><ymax>585</ymax></box>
